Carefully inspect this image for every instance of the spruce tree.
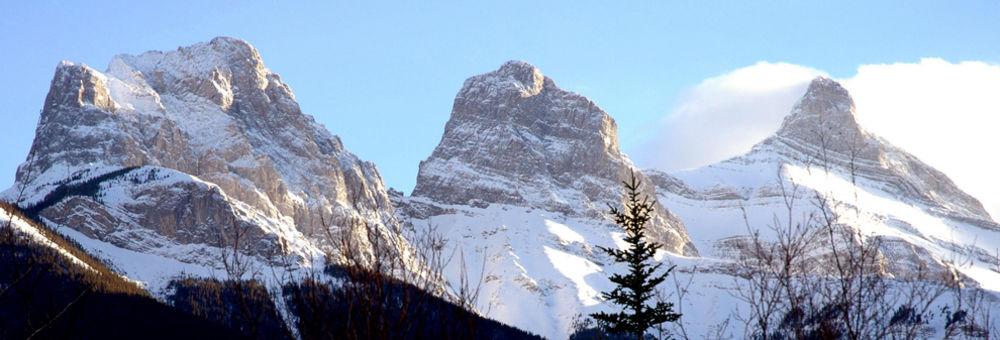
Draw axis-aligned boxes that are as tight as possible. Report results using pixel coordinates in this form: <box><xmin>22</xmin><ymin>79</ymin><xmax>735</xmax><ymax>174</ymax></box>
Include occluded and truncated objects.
<box><xmin>591</xmin><ymin>171</ymin><xmax>681</xmax><ymax>340</ymax></box>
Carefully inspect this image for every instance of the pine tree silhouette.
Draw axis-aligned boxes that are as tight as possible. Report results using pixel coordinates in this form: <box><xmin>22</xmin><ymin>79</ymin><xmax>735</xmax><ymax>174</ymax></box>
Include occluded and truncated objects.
<box><xmin>591</xmin><ymin>171</ymin><xmax>681</xmax><ymax>340</ymax></box>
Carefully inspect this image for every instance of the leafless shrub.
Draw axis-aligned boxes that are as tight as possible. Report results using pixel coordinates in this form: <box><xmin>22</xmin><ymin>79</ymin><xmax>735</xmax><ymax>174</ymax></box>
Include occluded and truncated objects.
<box><xmin>308</xmin><ymin>201</ymin><xmax>490</xmax><ymax>339</ymax></box>
<box><xmin>733</xmin><ymin>170</ymin><xmax>824</xmax><ymax>340</ymax></box>
<box><xmin>215</xmin><ymin>213</ymin><xmax>270</xmax><ymax>338</ymax></box>
<box><xmin>940</xmin><ymin>244</ymin><xmax>999</xmax><ymax>339</ymax></box>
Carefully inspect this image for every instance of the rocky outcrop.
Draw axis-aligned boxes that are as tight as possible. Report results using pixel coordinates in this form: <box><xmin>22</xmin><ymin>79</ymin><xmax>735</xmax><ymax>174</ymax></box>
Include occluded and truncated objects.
<box><xmin>411</xmin><ymin>60</ymin><xmax>696</xmax><ymax>255</ymax></box>
<box><xmin>36</xmin><ymin>167</ymin><xmax>300</xmax><ymax>264</ymax></box>
<box><xmin>43</xmin><ymin>61</ymin><xmax>116</xmax><ymax>112</ymax></box>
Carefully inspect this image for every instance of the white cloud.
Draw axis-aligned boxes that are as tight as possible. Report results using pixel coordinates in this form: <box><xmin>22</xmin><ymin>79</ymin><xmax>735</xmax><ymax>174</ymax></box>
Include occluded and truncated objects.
<box><xmin>632</xmin><ymin>59</ymin><xmax>1000</xmax><ymax>221</ymax></box>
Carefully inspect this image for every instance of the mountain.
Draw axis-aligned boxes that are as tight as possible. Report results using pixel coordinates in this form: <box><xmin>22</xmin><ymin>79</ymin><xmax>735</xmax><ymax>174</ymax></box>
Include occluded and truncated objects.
<box><xmin>757</xmin><ymin>77</ymin><xmax>989</xmax><ymax>223</ymax></box>
<box><xmin>3</xmin><ymin>37</ymin><xmax>409</xmax><ymax>292</ymax></box>
<box><xmin>632</xmin><ymin>77</ymin><xmax>1000</xmax><ymax>336</ymax></box>
<box><xmin>398</xmin><ymin>61</ymin><xmax>695</xmax><ymax>338</ymax></box>
<box><xmin>645</xmin><ymin>77</ymin><xmax>1000</xmax><ymax>329</ymax></box>
<box><xmin>411</xmin><ymin>61</ymin><xmax>694</xmax><ymax>256</ymax></box>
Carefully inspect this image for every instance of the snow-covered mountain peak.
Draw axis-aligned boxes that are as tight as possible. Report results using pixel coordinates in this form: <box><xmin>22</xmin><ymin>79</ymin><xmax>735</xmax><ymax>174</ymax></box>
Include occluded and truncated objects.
<box><xmin>725</xmin><ymin>77</ymin><xmax>995</xmax><ymax>224</ymax></box>
<box><xmin>7</xmin><ymin>38</ymin><xmax>418</xmax><ymax>293</ymax></box>
<box><xmin>461</xmin><ymin>60</ymin><xmax>547</xmax><ymax>98</ymax></box>
<box><xmin>410</xmin><ymin>59</ymin><xmax>695</xmax><ymax>252</ymax></box>
<box><xmin>654</xmin><ymin>74</ymin><xmax>998</xmax><ymax>292</ymax></box>
<box><xmin>772</xmin><ymin>76</ymin><xmax>868</xmax><ymax>156</ymax></box>
<box><xmin>408</xmin><ymin>57</ymin><xmax>699</xmax><ymax>258</ymax></box>
<box><xmin>112</xmin><ymin>36</ymin><xmax>264</xmax><ymax>79</ymax></box>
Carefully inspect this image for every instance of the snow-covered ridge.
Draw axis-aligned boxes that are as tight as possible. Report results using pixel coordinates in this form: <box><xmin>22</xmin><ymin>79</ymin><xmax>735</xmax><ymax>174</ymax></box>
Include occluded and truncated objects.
<box><xmin>773</xmin><ymin>77</ymin><xmax>991</xmax><ymax>223</ymax></box>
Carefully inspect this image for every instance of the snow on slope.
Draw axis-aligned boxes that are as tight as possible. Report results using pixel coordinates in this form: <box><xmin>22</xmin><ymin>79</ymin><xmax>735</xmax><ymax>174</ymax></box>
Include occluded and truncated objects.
<box><xmin>652</xmin><ymin>77</ymin><xmax>1000</xmax><ymax>293</ymax></box>
<box><xmin>399</xmin><ymin>197</ymin><xmax>691</xmax><ymax>339</ymax></box>
<box><xmin>402</xmin><ymin>74</ymin><xmax>1000</xmax><ymax>338</ymax></box>
<box><xmin>400</xmin><ymin>61</ymin><xmax>702</xmax><ymax>338</ymax></box>
<box><xmin>20</xmin><ymin>166</ymin><xmax>322</xmax><ymax>293</ymax></box>
<box><xmin>401</xmin><ymin>193</ymin><xmax>998</xmax><ymax>338</ymax></box>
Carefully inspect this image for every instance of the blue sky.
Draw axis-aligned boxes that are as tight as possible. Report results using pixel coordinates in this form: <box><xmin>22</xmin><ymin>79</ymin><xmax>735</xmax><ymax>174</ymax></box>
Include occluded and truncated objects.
<box><xmin>1</xmin><ymin>1</ymin><xmax>998</xmax><ymax>194</ymax></box>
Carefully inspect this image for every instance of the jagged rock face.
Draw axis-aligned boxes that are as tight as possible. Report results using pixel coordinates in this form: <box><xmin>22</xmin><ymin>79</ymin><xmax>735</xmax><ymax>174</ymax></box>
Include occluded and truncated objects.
<box><xmin>43</xmin><ymin>61</ymin><xmax>117</xmax><ymax>112</ymax></box>
<box><xmin>412</xmin><ymin>61</ymin><xmax>695</xmax><ymax>255</ymax></box>
<box><xmin>37</xmin><ymin>167</ymin><xmax>306</xmax><ymax>264</ymax></box>
<box><xmin>11</xmin><ymin>37</ymin><xmax>397</xmax><ymax>263</ymax></box>
<box><xmin>413</xmin><ymin>61</ymin><xmax>620</xmax><ymax>206</ymax></box>
<box><xmin>773</xmin><ymin>77</ymin><xmax>870</xmax><ymax>159</ymax></box>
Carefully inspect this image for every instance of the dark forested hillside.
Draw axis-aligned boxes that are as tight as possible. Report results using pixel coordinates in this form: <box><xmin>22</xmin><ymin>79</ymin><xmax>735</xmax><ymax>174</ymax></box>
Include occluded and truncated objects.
<box><xmin>0</xmin><ymin>202</ymin><xmax>246</xmax><ymax>340</ymax></box>
<box><xmin>282</xmin><ymin>271</ymin><xmax>542</xmax><ymax>340</ymax></box>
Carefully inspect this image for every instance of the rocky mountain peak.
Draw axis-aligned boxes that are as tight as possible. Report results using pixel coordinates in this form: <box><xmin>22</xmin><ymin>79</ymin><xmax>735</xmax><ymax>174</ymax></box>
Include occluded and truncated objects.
<box><xmin>803</xmin><ymin>76</ymin><xmax>851</xmax><ymax>102</ymax></box>
<box><xmin>412</xmin><ymin>61</ymin><xmax>695</xmax><ymax>255</ymax></box>
<box><xmin>459</xmin><ymin>60</ymin><xmax>546</xmax><ymax>99</ymax></box>
<box><xmin>10</xmin><ymin>37</ymin><xmax>405</xmax><ymax>269</ymax></box>
<box><xmin>747</xmin><ymin>77</ymin><xmax>994</xmax><ymax>225</ymax></box>
<box><xmin>774</xmin><ymin>77</ymin><xmax>866</xmax><ymax>151</ymax></box>
<box><xmin>414</xmin><ymin>61</ymin><xmax>621</xmax><ymax>205</ymax></box>
<box><xmin>44</xmin><ymin>61</ymin><xmax>115</xmax><ymax>112</ymax></box>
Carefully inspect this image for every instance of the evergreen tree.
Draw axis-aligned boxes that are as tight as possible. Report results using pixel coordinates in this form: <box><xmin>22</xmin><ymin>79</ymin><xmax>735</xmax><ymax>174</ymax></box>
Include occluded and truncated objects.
<box><xmin>591</xmin><ymin>171</ymin><xmax>681</xmax><ymax>340</ymax></box>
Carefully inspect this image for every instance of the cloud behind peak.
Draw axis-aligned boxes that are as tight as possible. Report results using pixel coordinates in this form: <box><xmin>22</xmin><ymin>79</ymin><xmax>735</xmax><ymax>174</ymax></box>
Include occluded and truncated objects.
<box><xmin>631</xmin><ymin>59</ymin><xmax>1000</xmax><ymax>220</ymax></box>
